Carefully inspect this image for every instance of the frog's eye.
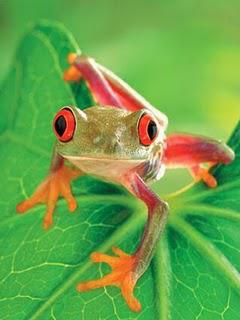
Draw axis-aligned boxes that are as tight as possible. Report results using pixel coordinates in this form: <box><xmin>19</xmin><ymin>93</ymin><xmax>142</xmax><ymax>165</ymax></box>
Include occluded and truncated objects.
<box><xmin>138</xmin><ymin>113</ymin><xmax>158</xmax><ymax>146</ymax></box>
<box><xmin>53</xmin><ymin>108</ymin><xmax>76</xmax><ymax>142</ymax></box>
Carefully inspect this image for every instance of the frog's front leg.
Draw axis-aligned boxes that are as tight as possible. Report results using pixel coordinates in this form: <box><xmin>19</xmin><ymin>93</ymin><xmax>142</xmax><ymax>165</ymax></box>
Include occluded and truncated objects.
<box><xmin>16</xmin><ymin>146</ymin><xmax>83</xmax><ymax>229</ymax></box>
<box><xmin>77</xmin><ymin>174</ymin><xmax>168</xmax><ymax>312</ymax></box>
<box><xmin>165</xmin><ymin>133</ymin><xmax>235</xmax><ymax>187</ymax></box>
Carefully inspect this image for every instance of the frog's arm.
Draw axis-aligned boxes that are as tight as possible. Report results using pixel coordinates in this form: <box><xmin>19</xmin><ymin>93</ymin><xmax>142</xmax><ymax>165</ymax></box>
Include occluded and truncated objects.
<box><xmin>64</xmin><ymin>54</ymin><xmax>167</xmax><ymax>127</ymax></box>
<box><xmin>76</xmin><ymin>173</ymin><xmax>168</xmax><ymax>312</ymax></box>
<box><xmin>164</xmin><ymin>133</ymin><xmax>235</xmax><ymax>187</ymax></box>
<box><xmin>16</xmin><ymin>145</ymin><xmax>83</xmax><ymax>228</ymax></box>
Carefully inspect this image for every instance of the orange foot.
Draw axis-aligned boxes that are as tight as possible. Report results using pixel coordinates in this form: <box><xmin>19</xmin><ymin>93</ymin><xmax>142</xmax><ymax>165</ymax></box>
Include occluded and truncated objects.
<box><xmin>63</xmin><ymin>53</ymin><xmax>82</xmax><ymax>82</ymax></box>
<box><xmin>16</xmin><ymin>165</ymin><xmax>81</xmax><ymax>229</ymax></box>
<box><xmin>77</xmin><ymin>246</ymin><xmax>141</xmax><ymax>312</ymax></box>
<box><xmin>191</xmin><ymin>164</ymin><xmax>217</xmax><ymax>188</ymax></box>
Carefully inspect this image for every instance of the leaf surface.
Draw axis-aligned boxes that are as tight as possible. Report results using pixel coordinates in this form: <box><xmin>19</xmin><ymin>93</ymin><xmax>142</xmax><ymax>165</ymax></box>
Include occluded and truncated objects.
<box><xmin>0</xmin><ymin>22</ymin><xmax>239</xmax><ymax>320</ymax></box>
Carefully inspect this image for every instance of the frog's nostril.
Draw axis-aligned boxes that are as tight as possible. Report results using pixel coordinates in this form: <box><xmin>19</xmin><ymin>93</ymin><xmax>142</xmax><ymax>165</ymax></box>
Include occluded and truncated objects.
<box><xmin>53</xmin><ymin>108</ymin><xmax>75</xmax><ymax>142</ymax></box>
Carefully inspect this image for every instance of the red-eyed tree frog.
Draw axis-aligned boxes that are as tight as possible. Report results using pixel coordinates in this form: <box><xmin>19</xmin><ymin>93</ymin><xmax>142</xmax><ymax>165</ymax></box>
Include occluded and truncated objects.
<box><xmin>16</xmin><ymin>53</ymin><xmax>235</xmax><ymax>312</ymax></box>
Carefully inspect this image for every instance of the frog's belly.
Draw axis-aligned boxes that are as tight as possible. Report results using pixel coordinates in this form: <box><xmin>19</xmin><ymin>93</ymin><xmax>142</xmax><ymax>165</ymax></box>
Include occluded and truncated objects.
<box><xmin>66</xmin><ymin>156</ymin><xmax>144</xmax><ymax>181</ymax></box>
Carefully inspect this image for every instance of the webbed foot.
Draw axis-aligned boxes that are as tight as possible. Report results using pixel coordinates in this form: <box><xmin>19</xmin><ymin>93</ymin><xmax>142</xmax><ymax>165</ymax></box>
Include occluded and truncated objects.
<box><xmin>16</xmin><ymin>165</ymin><xmax>80</xmax><ymax>229</ymax></box>
<box><xmin>77</xmin><ymin>246</ymin><xmax>141</xmax><ymax>312</ymax></box>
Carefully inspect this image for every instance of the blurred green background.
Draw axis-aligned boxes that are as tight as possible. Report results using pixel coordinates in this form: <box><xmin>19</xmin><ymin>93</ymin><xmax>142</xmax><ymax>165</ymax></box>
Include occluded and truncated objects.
<box><xmin>0</xmin><ymin>0</ymin><xmax>239</xmax><ymax>193</ymax></box>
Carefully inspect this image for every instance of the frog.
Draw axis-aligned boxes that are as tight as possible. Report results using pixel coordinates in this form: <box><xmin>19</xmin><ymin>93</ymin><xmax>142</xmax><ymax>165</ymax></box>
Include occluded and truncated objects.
<box><xmin>16</xmin><ymin>53</ymin><xmax>235</xmax><ymax>312</ymax></box>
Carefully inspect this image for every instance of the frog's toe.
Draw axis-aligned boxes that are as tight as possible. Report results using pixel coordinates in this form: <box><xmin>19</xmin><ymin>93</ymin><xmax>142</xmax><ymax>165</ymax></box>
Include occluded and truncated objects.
<box><xmin>197</xmin><ymin>168</ymin><xmax>217</xmax><ymax>188</ymax></box>
<box><xmin>60</xmin><ymin>181</ymin><xmax>77</xmax><ymax>212</ymax></box>
<box><xmin>43</xmin><ymin>215</ymin><xmax>53</xmax><ymax>230</ymax></box>
<box><xmin>76</xmin><ymin>247</ymin><xmax>141</xmax><ymax>312</ymax></box>
<box><xmin>67</xmin><ymin>53</ymin><xmax>77</xmax><ymax>64</ymax></box>
<box><xmin>64</xmin><ymin>53</ymin><xmax>82</xmax><ymax>82</ymax></box>
<box><xmin>63</xmin><ymin>65</ymin><xmax>82</xmax><ymax>82</ymax></box>
<box><xmin>201</xmin><ymin>170</ymin><xmax>217</xmax><ymax>188</ymax></box>
<box><xmin>17</xmin><ymin>199</ymin><xmax>38</xmax><ymax>213</ymax></box>
<box><xmin>16</xmin><ymin>182</ymin><xmax>47</xmax><ymax>213</ymax></box>
<box><xmin>191</xmin><ymin>165</ymin><xmax>217</xmax><ymax>188</ymax></box>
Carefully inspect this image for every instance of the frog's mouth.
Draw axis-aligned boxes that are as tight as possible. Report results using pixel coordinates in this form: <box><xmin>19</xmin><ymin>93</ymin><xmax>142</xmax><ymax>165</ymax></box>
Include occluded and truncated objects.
<box><xmin>61</xmin><ymin>140</ymin><xmax>164</xmax><ymax>163</ymax></box>
<box><xmin>63</xmin><ymin>154</ymin><xmax>146</xmax><ymax>163</ymax></box>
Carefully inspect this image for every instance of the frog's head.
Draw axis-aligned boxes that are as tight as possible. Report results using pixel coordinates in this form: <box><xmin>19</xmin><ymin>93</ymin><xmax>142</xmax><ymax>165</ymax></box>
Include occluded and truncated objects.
<box><xmin>53</xmin><ymin>105</ymin><xmax>167</xmax><ymax>162</ymax></box>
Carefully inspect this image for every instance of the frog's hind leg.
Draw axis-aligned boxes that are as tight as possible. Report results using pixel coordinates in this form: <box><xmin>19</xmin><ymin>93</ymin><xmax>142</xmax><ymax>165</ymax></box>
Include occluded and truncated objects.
<box><xmin>64</xmin><ymin>53</ymin><xmax>122</xmax><ymax>108</ymax></box>
<box><xmin>164</xmin><ymin>133</ymin><xmax>235</xmax><ymax>188</ymax></box>
<box><xmin>16</xmin><ymin>148</ymin><xmax>83</xmax><ymax>229</ymax></box>
<box><xmin>64</xmin><ymin>53</ymin><xmax>167</xmax><ymax>127</ymax></box>
<box><xmin>68</xmin><ymin>53</ymin><xmax>160</xmax><ymax>113</ymax></box>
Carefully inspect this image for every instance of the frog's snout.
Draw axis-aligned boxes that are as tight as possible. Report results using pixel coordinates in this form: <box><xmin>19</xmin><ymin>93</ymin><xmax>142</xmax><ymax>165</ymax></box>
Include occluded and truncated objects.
<box><xmin>53</xmin><ymin>107</ymin><xmax>76</xmax><ymax>142</ymax></box>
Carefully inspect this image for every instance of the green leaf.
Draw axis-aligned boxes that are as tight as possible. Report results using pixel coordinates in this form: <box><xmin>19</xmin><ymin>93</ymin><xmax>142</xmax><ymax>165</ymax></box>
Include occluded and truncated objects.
<box><xmin>0</xmin><ymin>21</ymin><xmax>239</xmax><ymax>320</ymax></box>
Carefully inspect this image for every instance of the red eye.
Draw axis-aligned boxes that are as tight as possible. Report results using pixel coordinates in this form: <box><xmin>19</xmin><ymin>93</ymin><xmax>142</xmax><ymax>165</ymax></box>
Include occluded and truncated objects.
<box><xmin>138</xmin><ymin>113</ymin><xmax>158</xmax><ymax>146</ymax></box>
<box><xmin>53</xmin><ymin>108</ymin><xmax>76</xmax><ymax>142</ymax></box>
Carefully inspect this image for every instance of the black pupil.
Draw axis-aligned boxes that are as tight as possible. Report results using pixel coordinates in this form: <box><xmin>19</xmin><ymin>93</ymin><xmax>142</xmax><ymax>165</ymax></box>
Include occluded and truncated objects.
<box><xmin>55</xmin><ymin>115</ymin><xmax>66</xmax><ymax>136</ymax></box>
<box><xmin>147</xmin><ymin>120</ymin><xmax>157</xmax><ymax>140</ymax></box>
